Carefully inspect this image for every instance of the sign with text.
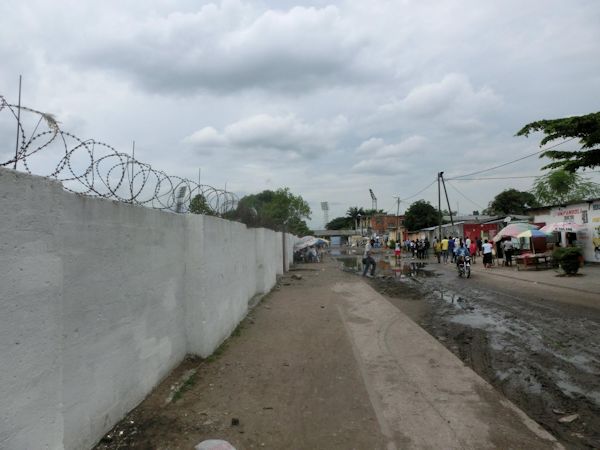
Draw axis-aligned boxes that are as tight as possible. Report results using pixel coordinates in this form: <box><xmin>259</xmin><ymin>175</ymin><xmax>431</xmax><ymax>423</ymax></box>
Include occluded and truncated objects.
<box><xmin>553</xmin><ymin>208</ymin><xmax>581</xmax><ymax>217</ymax></box>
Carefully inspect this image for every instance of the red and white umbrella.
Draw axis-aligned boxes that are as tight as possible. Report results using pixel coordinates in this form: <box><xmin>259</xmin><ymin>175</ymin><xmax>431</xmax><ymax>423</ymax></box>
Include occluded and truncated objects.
<box><xmin>539</xmin><ymin>222</ymin><xmax>584</xmax><ymax>233</ymax></box>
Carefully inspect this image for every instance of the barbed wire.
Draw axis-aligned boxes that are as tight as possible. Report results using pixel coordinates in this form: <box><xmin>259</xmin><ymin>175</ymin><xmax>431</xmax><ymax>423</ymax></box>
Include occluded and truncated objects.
<box><xmin>0</xmin><ymin>94</ymin><xmax>237</xmax><ymax>214</ymax></box>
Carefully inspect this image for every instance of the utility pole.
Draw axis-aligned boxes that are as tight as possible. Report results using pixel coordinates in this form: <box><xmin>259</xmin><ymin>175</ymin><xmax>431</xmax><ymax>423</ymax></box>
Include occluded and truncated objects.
<box><xmin>438</xmin><ymin>173</ymin><xmax>442</xmax><ymax>240</ymax></box>
<box><xmin>440</xmin><ymin>173</ymin><xmax>454</xmax><ymax>235</ymax></box>
<box><xmin>393</xmin><ymin>195</ymin><xmax>401</xmax><ymax>241</ymax></box>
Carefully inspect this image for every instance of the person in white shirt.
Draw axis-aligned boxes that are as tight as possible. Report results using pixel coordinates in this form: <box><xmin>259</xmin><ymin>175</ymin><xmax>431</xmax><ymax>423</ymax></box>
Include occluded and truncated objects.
<box><xmin>362</xmin><ymin>245</ymin><xmax>376</xmax><ymax>277</ymax></box>
<box><xmin>502</xmin><ymin>239</ymin><xmax>514</xmax><ymax>266</ymax></box>
<box><xmin>482</xmin><ymin>239</ymin><xmax>493</xmax><ymax>268</ymax></box>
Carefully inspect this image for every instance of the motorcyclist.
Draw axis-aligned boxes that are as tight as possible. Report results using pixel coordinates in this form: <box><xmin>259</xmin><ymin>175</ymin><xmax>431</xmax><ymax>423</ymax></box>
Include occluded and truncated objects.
<box><xmin>456</xmin><ymin>241</ymin><xmax>470</xmax><ymax>271</ymax></box>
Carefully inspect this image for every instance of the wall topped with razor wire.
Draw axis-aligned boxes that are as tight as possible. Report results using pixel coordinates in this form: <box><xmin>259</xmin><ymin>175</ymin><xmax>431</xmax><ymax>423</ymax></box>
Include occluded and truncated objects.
<box><xmin>0</xmin><ymin>94</ymin><xmax>237</xmax><ymax>214</ymax></box>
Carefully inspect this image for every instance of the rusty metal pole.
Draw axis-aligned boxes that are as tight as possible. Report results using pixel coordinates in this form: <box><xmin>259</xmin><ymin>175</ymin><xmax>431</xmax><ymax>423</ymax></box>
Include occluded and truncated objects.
<box><xmin>13</xmin><ymin>75</ymin><xmax>22</xmax><ymax>169</ymax></box>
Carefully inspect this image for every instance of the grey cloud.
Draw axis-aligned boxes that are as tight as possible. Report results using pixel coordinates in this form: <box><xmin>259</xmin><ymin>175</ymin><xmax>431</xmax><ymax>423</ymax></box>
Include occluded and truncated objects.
<box><xmin>184</xmin><ymin>113</ymin><xmax>348</xmax><ymax>158</ymax></box>
<box><xmin>351</xmin><ymin>159</ymin><xmax>407</xmax><ymax>176</ymax></box>
<box><xmin>372</xmin><ymin>74</ymin><xmax>502</xmax><ymax>125</ymax></box>
<box><xmin>3</xmin><ymin>0</ymin><xmax>600</xmax><ymax>230</ymax></box>
<box><xmin>67</xmin><ymin>3</ymin><xmax>375</xmax><ymax>94</ymax></box>
<box><xmin>351</xmin><ymin>136</ymin><xmax>426</xmax><ymax>175</ymax></box>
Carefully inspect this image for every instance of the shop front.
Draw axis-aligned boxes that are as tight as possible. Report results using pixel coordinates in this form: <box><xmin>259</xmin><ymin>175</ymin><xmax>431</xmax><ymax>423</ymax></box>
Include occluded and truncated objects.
<box><xmin>529</xmin><ymin>199</ymin><xmax>600</xmax><ymax>262</ymax></box>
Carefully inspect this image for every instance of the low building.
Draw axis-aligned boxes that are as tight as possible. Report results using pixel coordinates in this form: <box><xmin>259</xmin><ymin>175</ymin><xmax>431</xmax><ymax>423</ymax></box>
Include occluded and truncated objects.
<box><xmin>313</xmin><ymin>229</ymin><xmax>356</xmax><ymax>246</ymax></box>
<box><xmin>410</xmin><ymin>215</ymin><xmax>531</xmax><ymax>243</ymax></box>
<box><xmin>367</xmin><ymin>214</ymin><xmax>406</xmax><ymax>241</ymax></box>
<box><xmin>528</xmin><ymin>199</ymin><xmax>600</xmax><ymax>262</ymax></box>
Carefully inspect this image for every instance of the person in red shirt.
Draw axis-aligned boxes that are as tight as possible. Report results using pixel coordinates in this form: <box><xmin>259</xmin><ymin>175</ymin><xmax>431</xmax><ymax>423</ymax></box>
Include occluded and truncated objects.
<box><xmin>469</xmin><ymin>240</ymin><xmax>478</xmax><ymax>264</ymax></box>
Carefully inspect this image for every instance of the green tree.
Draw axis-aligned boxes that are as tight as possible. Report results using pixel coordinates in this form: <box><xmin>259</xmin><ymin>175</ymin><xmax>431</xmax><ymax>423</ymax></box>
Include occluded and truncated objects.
<box><xmin>516</xmin><ymin>112</ymin><xmax>600</xmax><ymax>171</ymax></box>
<box><xmin>531</xmin><ymin>169</ymin><xmax>600</xmax><ymax>205</ymax></box>
<box><xmin>363</xmin><ymin>208</ymin><xmax>387</xmax><ymax>216</ymax></box>
<box><xmin>345</xmin><ymin>206</ymin><xmax>366</xmax><ymax>230</ymax></box>
<box><xmin>484</xmin><ymin>189</ymin><xmax>539</xmax><ymax>215</ymax></box>
<box><xmin>404</xmin><ymin>200</ymin><xmax>441</xmax><ymax>231</ymax></box>
<box><xmin>285</xmin><ymin>216</ymin><xmax>312</xmax><ymax>236</ymax></box>
<box><xmin>189</xmin><ymin>194</ymin><xmax>214</xmax><ymax>215</ymax></box>
<box><xmin>326</xmin><ymin>216</ymin><xmax>353</xmax><ymax>230</ymax></box>
<box><xmin>233</xmin><ymin>188</ymin><xmax>312</xmax><ymax>235</ymax></box>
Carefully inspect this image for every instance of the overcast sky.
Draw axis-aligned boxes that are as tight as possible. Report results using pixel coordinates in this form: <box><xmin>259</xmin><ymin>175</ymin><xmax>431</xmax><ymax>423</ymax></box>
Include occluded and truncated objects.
<box><xmin>2</xmin><ymin>0</ymin><xmax>600</xmax><ymax>228</ymax></box>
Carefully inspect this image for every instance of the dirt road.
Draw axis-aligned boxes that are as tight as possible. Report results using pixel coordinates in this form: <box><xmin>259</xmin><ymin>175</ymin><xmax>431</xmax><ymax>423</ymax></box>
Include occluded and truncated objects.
<box><xmin>96</xmin><ymin>266</ymin><xmax>387</xmax><ymax>450</ymax></box>
<box><xmin>94</xmin><ymin>253</ymin><xmax>564</xmax><ymax>450</ymax></box>
<box><xmin>364</xmin><ymin>252</ymin><xmax>600</xmax><ymax>449</ymax></box>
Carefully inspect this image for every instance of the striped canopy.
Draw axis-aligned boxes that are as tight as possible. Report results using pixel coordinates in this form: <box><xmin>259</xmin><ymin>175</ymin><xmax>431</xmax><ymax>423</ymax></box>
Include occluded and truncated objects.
<box><xmin>492</xmin><ymin>223</ymin><xmax>539</xmax><ymax>242</ymax></box>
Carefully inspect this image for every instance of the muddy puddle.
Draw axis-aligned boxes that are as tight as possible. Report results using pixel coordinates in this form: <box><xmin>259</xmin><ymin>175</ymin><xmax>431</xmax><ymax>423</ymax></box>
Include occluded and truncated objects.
<box><xmin>335</xmin><ymin>253</ymin><xmax>435</xmax><ymax>279</ymax></box>
<box><xmin>419</xmin><ymin>280</ymin><xmax>600</xmax><ymax>448</ymax></box>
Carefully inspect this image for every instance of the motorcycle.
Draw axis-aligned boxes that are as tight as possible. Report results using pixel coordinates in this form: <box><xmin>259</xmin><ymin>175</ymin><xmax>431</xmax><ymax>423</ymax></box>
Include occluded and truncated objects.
<box><xmin>457</xmin><ymin>255</ymin><xmax>471</xmax><ymax>278</ymax></box>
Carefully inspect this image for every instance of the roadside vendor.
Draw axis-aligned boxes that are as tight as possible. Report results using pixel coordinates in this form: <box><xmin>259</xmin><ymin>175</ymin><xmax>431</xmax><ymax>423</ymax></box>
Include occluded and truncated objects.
<box><xmin>502</xmin><ymin>238</ymin><xmax>514</xmax><ymax>266</ymax></box>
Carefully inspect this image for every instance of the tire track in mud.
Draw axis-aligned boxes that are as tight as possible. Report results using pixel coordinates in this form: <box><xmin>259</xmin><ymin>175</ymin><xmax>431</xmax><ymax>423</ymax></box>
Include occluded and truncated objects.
<box><xmin>357</xmin><ymin>255</ymin><xmax>600</xmax><ymax>449</ymax></box>
<box><xmin>415</xmin><ymin>273</ymin><xmax>600</xmax><ymax>449</ymax></box>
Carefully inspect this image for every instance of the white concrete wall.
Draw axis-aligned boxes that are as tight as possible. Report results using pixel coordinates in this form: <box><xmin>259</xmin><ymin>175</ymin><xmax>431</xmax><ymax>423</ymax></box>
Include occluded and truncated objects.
<box><xmin>0</xmin><ymin>168</ymin><xmax>295</xmax><ymax>450</ymax></box>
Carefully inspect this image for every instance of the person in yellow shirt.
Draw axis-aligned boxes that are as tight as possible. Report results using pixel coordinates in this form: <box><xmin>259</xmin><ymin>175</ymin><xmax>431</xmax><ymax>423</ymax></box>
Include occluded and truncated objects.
<box><xmin>441</xmin><ymin>236</ymin><xmax>449</xmax><ymax>264</ymax></box>
<box><xmin>433</xmin><ymin>238</ymin><xmax>442</xmax><ymax>263</ymax></box>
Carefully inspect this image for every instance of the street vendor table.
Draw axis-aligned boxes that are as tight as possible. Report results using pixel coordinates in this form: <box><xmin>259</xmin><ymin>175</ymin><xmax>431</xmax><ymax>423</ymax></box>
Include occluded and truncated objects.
<box><xmin>515</xmin><ymin>253</ymin><xmax>553</xmax><ymax>271</ymax></box>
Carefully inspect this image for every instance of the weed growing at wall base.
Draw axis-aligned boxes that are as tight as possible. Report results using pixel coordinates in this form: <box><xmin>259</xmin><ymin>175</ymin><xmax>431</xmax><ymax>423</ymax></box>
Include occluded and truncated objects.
<box><xmin>172</xmin><ymin>373</ymin><xmax>197</xmax><ymax>402</ymax></box>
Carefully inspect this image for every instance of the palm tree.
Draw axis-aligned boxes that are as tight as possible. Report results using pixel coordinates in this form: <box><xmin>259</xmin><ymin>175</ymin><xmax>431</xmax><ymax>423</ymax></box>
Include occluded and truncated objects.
<box><xmin>346</xmin><ymin>206</ymin><xmax>366</xmax><ymax>231</ymax></box>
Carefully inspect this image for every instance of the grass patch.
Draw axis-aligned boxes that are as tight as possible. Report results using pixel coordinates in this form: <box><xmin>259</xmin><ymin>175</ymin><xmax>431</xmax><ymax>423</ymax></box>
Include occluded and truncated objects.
<box><xmin>232</xmin><ymin>322</ymin><xmax>244</xmax><ymax>337</ymax></box>
<box><xmin>204</xmin><ymin>341</ymin><xmax>228</xmax><ymax>363</ymax></box>
<box><xmin>206</xmin><ymin>319</ymin><xmax>249</xmax><ymax>362</ymax></box>
<box><xmin>172</xmin><ymin>372</ymin><xmax>197</xmax><ymax>402</ymax></box>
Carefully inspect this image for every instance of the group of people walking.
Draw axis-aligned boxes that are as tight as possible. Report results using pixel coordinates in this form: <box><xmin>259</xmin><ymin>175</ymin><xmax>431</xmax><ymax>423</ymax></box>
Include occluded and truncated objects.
<box><xmin>361</xmin><ymin>233</ymin><xmax>512</xmax><ymax>278</ymax></box>
<box><xmin>431</xmin><ymin>236</ymin><xmax>496</xmax><ymax>269</ymax></box>
<box><xmin>403</xmin><ymin>238</ymin><xmax>430</xmax><ymax>259</ymax></box>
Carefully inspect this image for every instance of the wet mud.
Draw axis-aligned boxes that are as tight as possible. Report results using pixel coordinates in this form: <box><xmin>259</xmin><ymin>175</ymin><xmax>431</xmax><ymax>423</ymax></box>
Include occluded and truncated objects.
<box><xmin>336</xmin><ymin>251</ymin><xmax>600</xmax><ymax>449</ymax></box>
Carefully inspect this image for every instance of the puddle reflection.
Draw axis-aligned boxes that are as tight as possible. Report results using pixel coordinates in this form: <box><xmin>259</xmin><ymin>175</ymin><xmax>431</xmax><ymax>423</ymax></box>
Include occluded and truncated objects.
<box><xmin>335</xmin><ymin>254</ymin><xmax>432</xmax><ymax>278</ymax></box>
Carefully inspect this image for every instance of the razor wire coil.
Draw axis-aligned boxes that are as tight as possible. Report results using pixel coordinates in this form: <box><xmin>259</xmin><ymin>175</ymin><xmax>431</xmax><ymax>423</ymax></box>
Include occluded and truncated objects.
<box><xmin>0</xmin><ymin>94</ymin><xmax>237</xmax><ymax>214</ymax></box>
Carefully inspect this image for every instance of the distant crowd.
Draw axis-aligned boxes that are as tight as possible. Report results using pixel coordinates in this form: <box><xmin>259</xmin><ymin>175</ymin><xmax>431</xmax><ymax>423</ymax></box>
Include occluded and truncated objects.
<box><xmin>432</xmin><ymin>236</ymin><xmax>514</xmax><ymax>268</ymax></box>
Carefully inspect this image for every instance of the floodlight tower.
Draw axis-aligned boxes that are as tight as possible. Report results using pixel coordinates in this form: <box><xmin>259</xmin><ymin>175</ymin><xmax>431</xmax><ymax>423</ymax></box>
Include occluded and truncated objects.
<box><xmin>369</xmin><ymin>188</ymin><xmax>377</xmax><ymax>211</ymax></box>
<box><xmin>320</xmin><ymin>202</ymin><xmax>329</xmax><ymax>228</ymax></box>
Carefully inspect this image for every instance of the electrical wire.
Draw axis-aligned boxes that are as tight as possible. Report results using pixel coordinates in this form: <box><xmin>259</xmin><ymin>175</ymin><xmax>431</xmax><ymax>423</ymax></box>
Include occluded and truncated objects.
<box><xmin>451</xmin><ymin>170</ymin><xmax>600</xmax><ymax>181</ymax></box>
<box><xmin>400</xmin><ymin>178</ymin><xmax>437</xmax><ymax>202</ymax></box>
<box><xmin>447</xmin><ymin>137</ymin><xmax>577</xmax><ymax>180</ymax></box>
<box><xmin>452</xmin><ymin>175</ymin><xmax>539</xmax><ymax>180</ymax></box>
<box><xmin>446</xmin><ymin>181</ymin><xmax>485</xmax><ymax>210</ymax></box>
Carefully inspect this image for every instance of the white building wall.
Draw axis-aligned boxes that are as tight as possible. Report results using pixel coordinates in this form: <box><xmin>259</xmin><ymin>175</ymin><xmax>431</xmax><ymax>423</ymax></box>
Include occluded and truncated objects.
<box><xmin>0</xmin><ymin>168</ymin><xmax>296</xmax><ymax>450</ymax></box>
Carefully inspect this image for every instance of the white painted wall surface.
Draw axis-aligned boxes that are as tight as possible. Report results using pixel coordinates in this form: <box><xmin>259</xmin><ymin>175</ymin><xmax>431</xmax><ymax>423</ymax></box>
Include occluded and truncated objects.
<box><xmin>0</xmin><ymin>168</ymin><xmax>296</xmax><ymax>450</ymax></box>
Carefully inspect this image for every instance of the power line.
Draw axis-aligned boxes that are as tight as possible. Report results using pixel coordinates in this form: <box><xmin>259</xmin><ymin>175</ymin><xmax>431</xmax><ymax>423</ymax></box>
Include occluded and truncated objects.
<box><xmin>446</xmin><ymin>181</ymin><xmax>485</xmax><ymax>210</ymax></box>
<box><xmin>450</xmin><ymin>170</ymin><xmax>600</xmax><ymax>181</ymax></box>
<box><xmin>447</xmin><ymin>137</ymin><xmax>577</xmax><ymax>180</ymax></box>
<box><xmin>452</xmin><ymin>175</ymin><xmax>539</xmax><ymax>180</ymax></box>
<box><xmin>400</xmin><ymin>178</ymin><xmax>437</xmax><ymax>202</ymax></box>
